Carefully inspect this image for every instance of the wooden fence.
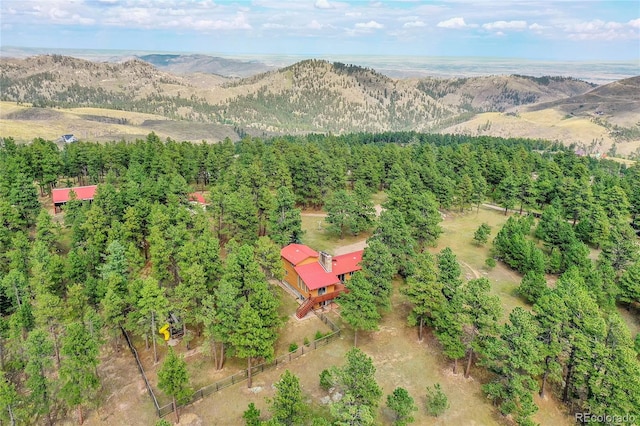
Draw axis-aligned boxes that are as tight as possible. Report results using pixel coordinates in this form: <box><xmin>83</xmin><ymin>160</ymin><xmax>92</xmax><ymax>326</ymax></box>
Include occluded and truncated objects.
<box><xmin>124</xmin><ymin>311</ymin><xmax>341</xmax><ymax>418</ymax></box>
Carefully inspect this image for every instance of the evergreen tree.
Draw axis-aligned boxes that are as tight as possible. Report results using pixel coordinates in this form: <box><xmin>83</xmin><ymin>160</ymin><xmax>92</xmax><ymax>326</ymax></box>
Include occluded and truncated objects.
<box><xmin>424</xmin><ymin>383</ymin><xmax>449</xmax><ymax>417</ymax></box>
<box><xmin>243</xmin><ymin>403</ymin><xmax>262</xmax><ymax>426</ymax></box>
<box><xmin>517</xmin><ymin>271</ymin><xmax>547</xmax><ymax>304</ymax></box>
<box><xmin>254</xmin><ymin>236</ymin><xmax>285</xmax><ymax>280</ymax></box>
<box><xmin>371</xmin><ymin>209</ymin><xmax>417</xmax><ymax>277</ymax></box>
<box><xmin>269</xmin><ymin>370</ymin><xmax>306</xmax><ymax>426</ymax></box>
<box><xmin>386</xmin><ymin>387</ymin><xmax>417</xmax><ymax>426</ymax></box>
<box><xmin>338</xmin><ymin>272</ymin><xmax>380</xmax><ymax>347</ymax></box>
<box><xmin>136</xmin><ymin>277</ymin><xmax>168</xmax><ymax>364</ymax></box>
<box><xmin>158</xmin><ymin>347</ymin><xmax>191</xmax><ymax>424</ymax></box>
<box><xmin>59</xmin><ymin>322</ymin><xmax>100</xmax><ymax>425</ymax></box>
<box><xmin>25</xmin><ymin>329</ymin><xmax>54</xmax><ymax>426</ymax></box>
<box><xmin>333</xmin><ymin>347</ymin><xmax>382</xmax><ymax>409</ymax></box>
<box><xmin>618</xmin><ymin>259</ymin><xmax>640</xmax><ymax>306</ymax></box>
<box><xmin>461</xmin><ymin>278</ymin><xmax>501</xmax><ymax>378</ymax></box>
<box><xmin>268</xmin><ymin>186</ymin><xmax>303</xmax><ymax>246</ymax></box>
<box><xmin>360</xmin><ymin>239</ymin><xmax>395</xmax><ymax>312</ymax></box>
<box><xmin>230</xmin><ymin>303</ymin><xmax>277</xmax><ymax>388</ymax></box>
<box><xmin>351</xmin><ymin>181</ymin><xmax>376</xmax><ymax>234</ymax></box>
<box><xmin>473</xmin><ymin>223</ymin><xmax>491</xmax><ymax>246</ymax></box>
<box><xmin>0</xmin><ymin>370</ymin><xmax>20</xmax><ymax>426</ymax></box>
<box><xmin>436</xmin><ymin>247</ymin><xmax>462</xmax><ymax>301</ymax></box>
<box><xmin>325</xmin><ymin>190</ymin><xmax>356</xmax><ymax>239</ymax></box>
<box><xmin>481</xmin><ymin>308</ymin><xmax>543</xmax><ymax>425</ymax></box>
<box><xmin>402</xmin><ymin>251</ymin><xmax>441</xmax><ymax>341</ymax></box>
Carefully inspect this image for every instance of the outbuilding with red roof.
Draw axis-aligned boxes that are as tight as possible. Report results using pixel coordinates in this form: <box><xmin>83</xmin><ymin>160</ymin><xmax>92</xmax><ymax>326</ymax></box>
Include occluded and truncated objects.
<box><xmin>52</xmin><ymin>185</ymin><xmax>98</xmax><ymax>213</ymax></box>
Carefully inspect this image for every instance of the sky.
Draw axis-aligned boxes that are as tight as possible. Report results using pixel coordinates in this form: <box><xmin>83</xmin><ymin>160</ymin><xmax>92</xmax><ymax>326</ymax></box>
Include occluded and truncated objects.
<box><xmin>1</xmin><ymin>0</ymin><xmax>639</xmax><ymax>61</ymax></box>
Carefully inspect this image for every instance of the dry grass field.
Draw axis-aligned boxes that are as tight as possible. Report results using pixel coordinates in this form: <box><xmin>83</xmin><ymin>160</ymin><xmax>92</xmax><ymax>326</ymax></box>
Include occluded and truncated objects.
<box><xmin>442</xmin><ymin>108</ymin><xmax>640</xmax><ymax>157</ymax></box>
<box><xmin>0</xmin><ymin>101</ymin><xmax>239</xmax><ymax>143</ymax></box>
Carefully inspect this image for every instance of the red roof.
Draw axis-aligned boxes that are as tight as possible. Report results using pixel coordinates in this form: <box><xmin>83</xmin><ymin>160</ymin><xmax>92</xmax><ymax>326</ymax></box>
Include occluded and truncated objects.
<box><xmin>332</xmin><ymin>250</ymin><xmax>363</xmax><ymax>276</ymax></box>
<box><xmin>281</xmin><ymin>244</ymin><xmax>318</xmax><ymax>265</ymax></box>
<box><xmin>188</xmin><ymin>192</ymin><xmax>207</xmax><ymax>204</ymax></box>
<box><xmin>294</xmin><ymin>262</ymin><xmax>340</xmax><ymax>291</ymax></box>
<box><xmin>52</xmin><ymin>185</ymin><xmax>98</xmax><ymax>204</ymax></box>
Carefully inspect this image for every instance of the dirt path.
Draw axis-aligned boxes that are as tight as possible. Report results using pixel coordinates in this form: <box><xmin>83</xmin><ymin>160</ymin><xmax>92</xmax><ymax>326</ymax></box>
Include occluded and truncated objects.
<box><xmin>301</xmin><ymin>204</ymin><xmax>383</xmax><ymax>218</ymax></box>
<box><xmin>459</xmin><ymin>259</ymin><xmax>481</xmax><ymax>279</ymax></box>
<box><xmin>301</xmin><ymin>212</ymin><xmax>327</xmax><ymax>217</ymax></box>
<box><xmin>333</xmin><ymin>239</ymin><xmax>368</xmax><ymax>255</ymax></box>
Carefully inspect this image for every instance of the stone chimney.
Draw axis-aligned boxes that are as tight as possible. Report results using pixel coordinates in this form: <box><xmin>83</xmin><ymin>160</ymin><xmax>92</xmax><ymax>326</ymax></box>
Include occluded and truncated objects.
<box><xmin>319</xmin><ymin>251</ymin><xmax>332</xmax><ymax>273</ymax></box>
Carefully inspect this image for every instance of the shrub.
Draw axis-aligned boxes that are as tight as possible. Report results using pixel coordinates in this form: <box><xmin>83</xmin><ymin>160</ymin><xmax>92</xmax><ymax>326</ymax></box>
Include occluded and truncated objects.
<box><xmin>288</xmin><ymin>342</ymin><xmax>299</xmax><ymax>353</ymax></box>
<box><xmin>319</xmin><ymin>369</ymin><xmax>333</xmax><ymax>390</ymax></box>
<box><xmin>315</xmin><ymin>330</ymin><xmax>325</xmax><ymax>340</ymax></box>
<box><xmin>485</xmin><ymin>257</ymin><xmax>497</xmax><ymax>268</ymax></box>
<box><xmin>303</xmin><ymin>337</ymin><xmax>310</xmax><ymax>346</ymax></box>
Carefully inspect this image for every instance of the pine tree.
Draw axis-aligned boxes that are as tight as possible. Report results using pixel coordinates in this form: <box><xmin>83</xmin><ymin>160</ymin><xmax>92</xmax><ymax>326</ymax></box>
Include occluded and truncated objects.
<box><xmin>230</xmin><ymin>303</ymin><xmax>277</xmax><ymax>388</ymax></box>
<box><xmin>618</xmin><ymin>260</ymin><xmax>640</xmax><ymax>305</ymax></box>
<box><xmin>386</xmin><ymin>387</ymin><xmax>417</xmax><ymax>426</ymax></box>
<box><xmin>0</xmin><ymin>370</ymin><xmax>20</xmax><ymax>426</ymax></box>
<box><xmin>243</xmin><ymin>403</ymin><xmax>262</xmax><ymax>426</ymax></box>
<box><xmin>25</xmin><ymin>329</ymin><xmax>54</xmax><ymax>426</ymax></box>
<box><xmin>325</xmin><ymin>190</ymin><xmax>356</xmax><ymax>239</ymax></box>
<box><xmin>360</xmin><ymin>239</ymin><xmax>395</xmax><ymax>312</ymax></box>
<box><xmin>481</xmin><ymin>308</ymin><xmax>543</xmax><ymax>425</ymax></box>
<box><xmin>371</xmin><ymin>209</ymin><xmax>417</xmax><ymax>277</ymax></box>
<box><xmin>59</xmin><ymin>322</ymin><xmax>100</xmax><ymax>425</ymax></box>
<box><xmin>158</xmin><ymin>347</ymin><xmax>191</xmax><ymax>423</ymax></box>
<box><xmin>254</xmin><ymin>236</ymin><xmax>285</xmax><ymax>280</ymax></box>
<box><xmin>402</xmin><ymin>251</ymin><xmax>441</xmax><ymax>341</ymax></box>
<box><xmin>473</xmin><ymin>223</ymin><xmax>491</xmax><ymax>246</ymax></box>
<box><xmin>461</xmin><ymin>278</ymin><xmax>501</xmax><ymax>378</ymax></box>
<box><xmin>334</xmin><ymin>347</ymin><xmax>382</xmax><ymax>409</ymax></box>
<box><xmin>425</xmin><ymin>383</ymin><xmax>449</xmax><ymax>417</ymax></box>
<box><xmin>338</xmin><ymin>272</ymin><xmax>380</xmax><ymax>347</ymax></box>
<box><xmin>269</xmin><ymin>370</ymin><xmax>306</xmax><ymax>425</ymax></box>
<box><xmin>268</xmin><ymin>186</ymin><xmax>303</xmax><ymax>246</ymax></box>
<box><xmin>436</xmin><ymin>247</ymin><xmax>462</xmax><ymax>301</ymax></box>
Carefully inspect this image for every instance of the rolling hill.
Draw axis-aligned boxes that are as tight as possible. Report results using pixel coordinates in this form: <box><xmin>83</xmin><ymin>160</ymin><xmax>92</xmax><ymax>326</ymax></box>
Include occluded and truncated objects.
<box><xmin>442</xmin><ymin>77</ymin><xmax>640</xmax><ymax>157</ymax></box>
<box><xmin>2</xmin><ymin>54</ymin><xmax>637</xmax><ymax>154</ymax></box>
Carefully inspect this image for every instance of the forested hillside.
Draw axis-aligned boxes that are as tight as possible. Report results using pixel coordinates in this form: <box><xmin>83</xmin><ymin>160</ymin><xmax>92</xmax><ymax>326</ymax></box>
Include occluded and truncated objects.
<box><xmin>0</xmin><ymin>55</ymin><xmax>595</xmax><ymax>133</ymax></box>
<box><xmin>0</xmin><ymin>132</ymin><xmax>638</xmax><ymax>424</ymax></box>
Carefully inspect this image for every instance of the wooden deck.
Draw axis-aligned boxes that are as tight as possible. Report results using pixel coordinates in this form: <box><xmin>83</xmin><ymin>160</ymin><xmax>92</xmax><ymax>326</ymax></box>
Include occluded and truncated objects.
<box><xmin>296</xmin><ymin>283</ymin><xmax>348</xmax><ymax>318</ymax></box>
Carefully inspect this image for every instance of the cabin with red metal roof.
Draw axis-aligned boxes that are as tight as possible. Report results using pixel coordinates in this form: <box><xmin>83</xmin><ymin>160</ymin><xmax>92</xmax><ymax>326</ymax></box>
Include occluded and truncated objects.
<box><xmin>52</xmin><ymin>185</ymin><xmax>98</xmax><ymax>213</ymax></box>
<box><xmin>280</xmin><ymin>243</ymin><xmax>363</xmax><ymax>318</ymax></box>
<box><xmin>188</xmin><ymin>192</ymin><xmax>207</xmax><ymax>206</ymax></box>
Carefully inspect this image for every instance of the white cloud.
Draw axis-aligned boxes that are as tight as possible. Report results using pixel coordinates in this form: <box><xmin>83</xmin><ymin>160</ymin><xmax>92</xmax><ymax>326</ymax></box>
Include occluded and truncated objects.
<box><xmin>562</xmin><ymin>18</ymin><xmax>640</xmax><ymax>40</ymax></box>
<box><xmin>529</xmin><ymin>23</ymin><xmax>544</xmax><ymax>30</ymax></box>
<box><xmin>482</xmin><ymin>20</ymin><xmax>527</xmax><ymax>31</ymax></box>
<box><xmin>308</xmin><ymin>19</ymin><xmax>324</xmax><ymax>29</ymax></box>
<box><xmin>262</xmin><ymin>22</ymin><xmax>285</xmax><ymax>29</ymax></box>
<box><xmin>437</xmin><ymin>17</ymin><xmax>467</xmax><ymax>29</ymax></box>
<box><xmin>403</xmin><ymin>20</ymin><xmax>425</xmax><ymax>28</ymax></box>
<box><xmin>355</xmin><ymin>20</ymin><xmax>383</xmax><ymax>29</ymax></box>
<box><xmin>314</xmin><ymin>0</ymin><xmax>333</xmax><ymax>9</ymax></box>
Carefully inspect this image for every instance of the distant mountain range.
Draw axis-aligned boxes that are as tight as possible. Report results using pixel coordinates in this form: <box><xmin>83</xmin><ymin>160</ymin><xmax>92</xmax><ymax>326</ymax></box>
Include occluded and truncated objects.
<box><xmin>0</xmin><ymin>54</ymin><xmax>638</xmax><ymax>156</ymax></box>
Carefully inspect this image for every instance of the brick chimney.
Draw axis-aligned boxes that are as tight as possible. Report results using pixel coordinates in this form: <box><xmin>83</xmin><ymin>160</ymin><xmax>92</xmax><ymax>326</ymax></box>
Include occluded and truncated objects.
<box><xmin>319</xmin><ymin>251</ymin><xmax>332</xmax><ymax>273</ymax></box>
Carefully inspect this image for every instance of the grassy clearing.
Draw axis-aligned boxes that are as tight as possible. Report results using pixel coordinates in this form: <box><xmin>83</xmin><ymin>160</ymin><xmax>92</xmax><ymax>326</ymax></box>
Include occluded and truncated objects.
<box><xmin>300</xmin><ymin>213</ymin><xmax>372</xmax><ymax>254</ymax></box>
<box><xmin>428</xmin><ymin>207</ymin><xmax>529</xmax><ymax>315</ymax></box>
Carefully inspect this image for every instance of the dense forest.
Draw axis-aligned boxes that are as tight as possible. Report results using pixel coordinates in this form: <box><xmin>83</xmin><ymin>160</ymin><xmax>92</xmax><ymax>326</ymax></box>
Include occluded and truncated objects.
<box><xmin>0</xmin><ymin>132</ymin><xmax>638</xmax><ymax>425</ymax></box>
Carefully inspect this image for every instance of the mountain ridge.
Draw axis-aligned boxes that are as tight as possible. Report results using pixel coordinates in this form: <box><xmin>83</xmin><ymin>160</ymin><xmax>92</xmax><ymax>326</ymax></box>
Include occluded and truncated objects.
<box><xmin>1</xmin><ymin>54</ymin><xmax>637</xmax><ymax>155</ymax></box>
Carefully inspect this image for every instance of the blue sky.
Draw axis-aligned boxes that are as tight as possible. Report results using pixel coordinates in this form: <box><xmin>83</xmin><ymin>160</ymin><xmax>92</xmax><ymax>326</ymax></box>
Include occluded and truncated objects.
<box><xmin>1</xmin><ymin>1</ymin><xmax>639</xmax><ymax>60</ymax></box>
